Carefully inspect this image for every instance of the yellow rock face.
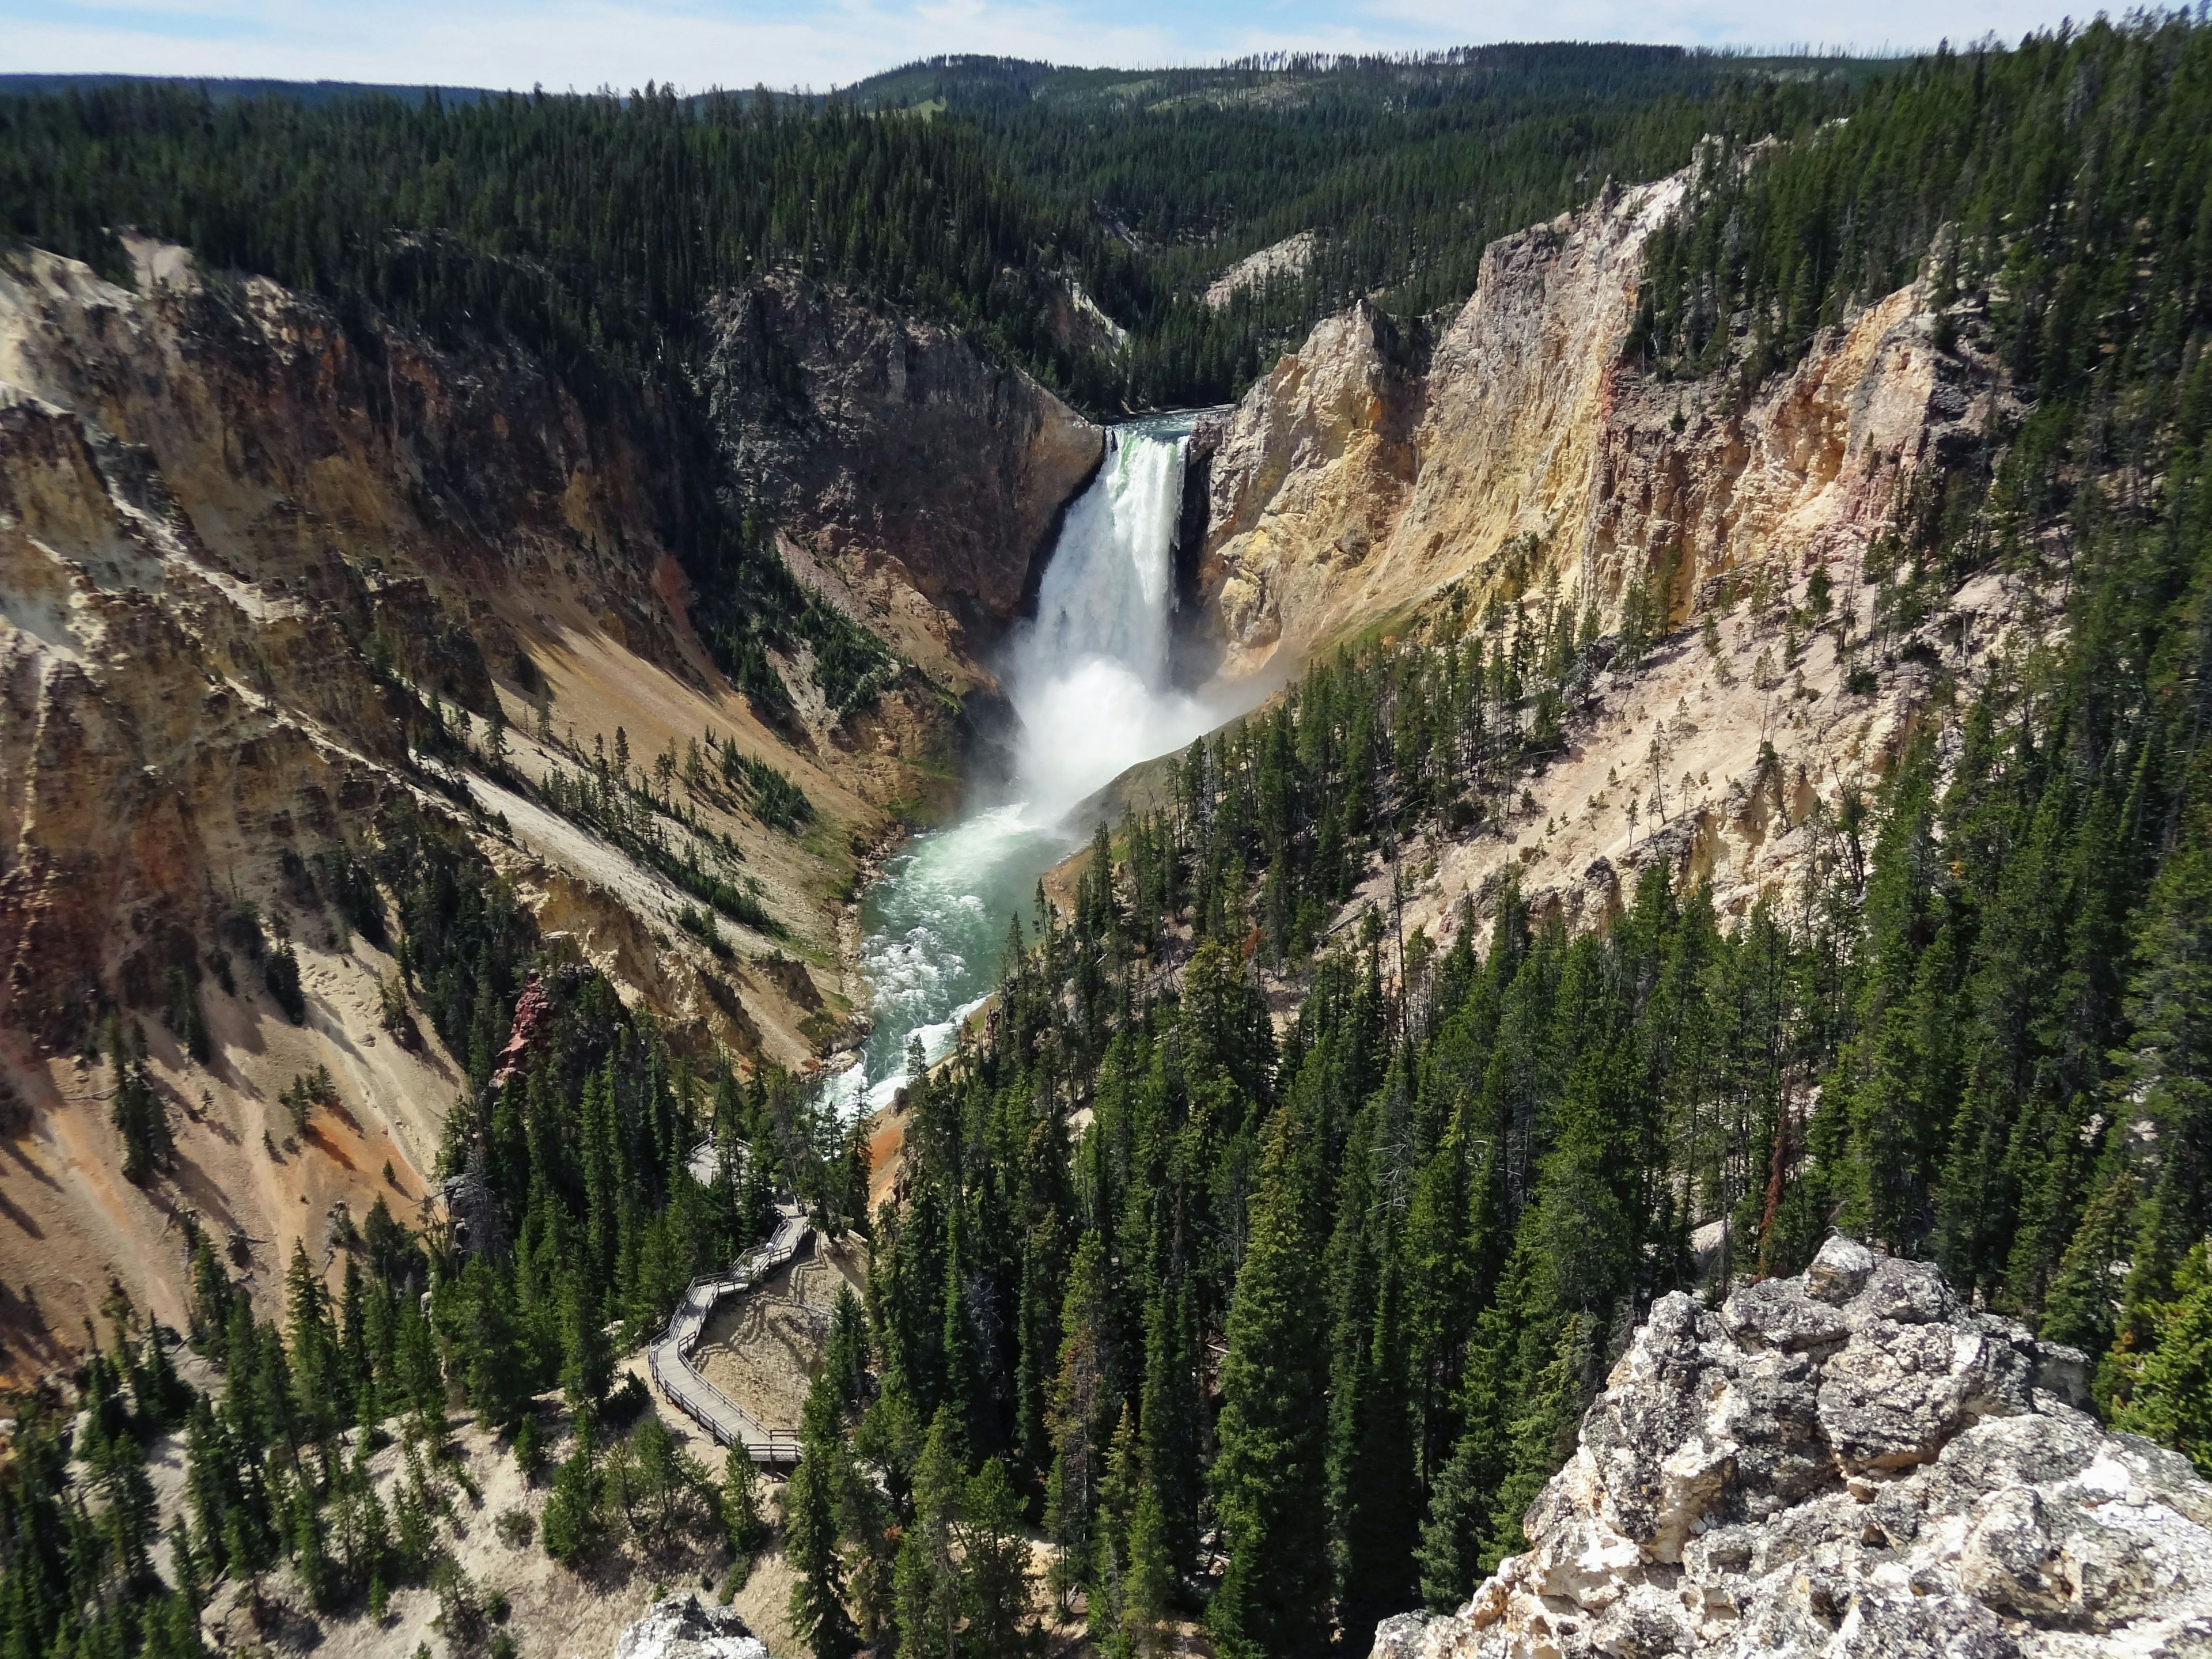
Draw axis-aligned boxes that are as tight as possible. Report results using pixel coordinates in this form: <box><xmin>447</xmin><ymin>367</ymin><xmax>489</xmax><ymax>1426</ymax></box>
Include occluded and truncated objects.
<box><xmin>1191</xmin><ymin>169</ymin><xmax>1970</xmax><ymax>683</ymax></box>
<box><xmin>0</xmin><ymin>240</ymin><xmax>1094</xmax><ymax>1364</ymax></box>
<box><xmin>1174</xmin><ymin>166</ymin><xmax>2039</xmax><ymax>976</ymax></box>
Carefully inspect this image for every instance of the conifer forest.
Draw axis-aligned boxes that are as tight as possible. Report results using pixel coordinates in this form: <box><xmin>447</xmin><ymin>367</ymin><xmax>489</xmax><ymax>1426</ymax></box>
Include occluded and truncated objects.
<box><xmin>6</xmin><ymin>16</ymin><xmax>2212</xmax><ymax>1659</ymax></box>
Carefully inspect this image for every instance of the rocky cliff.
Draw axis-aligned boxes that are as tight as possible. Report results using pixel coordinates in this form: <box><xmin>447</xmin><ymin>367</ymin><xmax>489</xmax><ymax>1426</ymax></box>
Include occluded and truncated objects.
<box><xmin>613</xmin><ymin>1594</ymin><xmax>770</xmax><ymax>1659</ymax></box>
<box><xmin>1180</xmin><ymin>162</ymin><xmax>2029</xmax><ymax>943</ymax></box>
<box><xmin>0</xmin><ymin>236</ymin><xmax>1095</xmax><ymax>1372</ymax></box>
<box><xmin>1192</xmin><ymin>168</ymin><xmax>1992</xmax><ymax>679</ymax></box>
<box><xmin>701</xmin><ymin>272</ymin><xmax>1102</xmax><ymax>691</ymax></box>
<box><xmin>1376</xmin><ymin>1237</ymin><xmax>2212</xmax><ymax>1659</ymax></box>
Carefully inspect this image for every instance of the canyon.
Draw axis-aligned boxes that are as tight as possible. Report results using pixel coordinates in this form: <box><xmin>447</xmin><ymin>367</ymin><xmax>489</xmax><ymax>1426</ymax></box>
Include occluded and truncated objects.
<box><xmin>0</xmin><ymin>233</ymin><xmax>1098</xmax><ymax>1366</ymax></box>
<box><xmin>1</xmin><ymin>150</ymin><xmax>2020</xmax><ymax>1376</ymax></box>
<box><xmin>8</xmin><ymin>34</ymin><xmax>2209</xmax><ymax>1659</ymax></box>
<box><xmin>2</xmin><ymin>144</ymin><xmax>2054</xmax><ymax>1659</ymax></box>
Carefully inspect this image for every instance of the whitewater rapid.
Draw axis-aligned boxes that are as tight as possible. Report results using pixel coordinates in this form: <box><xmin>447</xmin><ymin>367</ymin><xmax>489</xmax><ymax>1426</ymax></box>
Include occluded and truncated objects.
<box><xmin>819</xmin><ymin>415</ymin><xmax>1225</xmax><ymax>1121</ymax></box>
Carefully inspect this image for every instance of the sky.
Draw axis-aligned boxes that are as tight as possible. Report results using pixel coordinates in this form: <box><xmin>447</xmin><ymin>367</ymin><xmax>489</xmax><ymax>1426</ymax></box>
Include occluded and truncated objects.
<box><xmin>1</xmin><ymin>0</ymin><xmax>2095</xmax><ymax>93</ymax></box>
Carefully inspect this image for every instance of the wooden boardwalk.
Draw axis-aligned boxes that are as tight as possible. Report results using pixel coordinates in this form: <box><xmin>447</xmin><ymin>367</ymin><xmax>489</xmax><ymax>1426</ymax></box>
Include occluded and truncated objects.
<box><xmin>646</xmin><ymin>1202</ymin><xmax>810</xmax><ymax>1465</ymax></box>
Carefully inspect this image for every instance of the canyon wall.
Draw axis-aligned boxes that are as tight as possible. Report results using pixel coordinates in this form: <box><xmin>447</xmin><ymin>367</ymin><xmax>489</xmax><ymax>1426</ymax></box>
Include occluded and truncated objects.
<box><xmin>0</xmin><ymin>237</ymin><xmax>1093</xmax><ymax>1369</ymax></box>
<box><xmin>700</xmin><ymin>272</ymin><xmax>1103</xmax><ymax>691</ymax></box>
<box><xmin>1183</xmin><ymin>165</ymin><xmax>2028</xmax><ymax>944</ymax></box>
<box><xmin>1192</xmin><ymin>169</ymin><xmax>1991</xmax><ymax>679</ymax></box>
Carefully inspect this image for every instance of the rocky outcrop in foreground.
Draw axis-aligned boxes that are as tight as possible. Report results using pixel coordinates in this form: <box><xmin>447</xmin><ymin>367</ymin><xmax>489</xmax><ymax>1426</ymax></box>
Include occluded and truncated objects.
<box><xmin>1377</xmin><ymin>1237</ymin><xmax>2212</xmax><ymax>1659</ymax></box>
<box><xmin>612</xmin><ymin>1595</ymin><xmax>768</xmax><ymax>1659</ymax></box>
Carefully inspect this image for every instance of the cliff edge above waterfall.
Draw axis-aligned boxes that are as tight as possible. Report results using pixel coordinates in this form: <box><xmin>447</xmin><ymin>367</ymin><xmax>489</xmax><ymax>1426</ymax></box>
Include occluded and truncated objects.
<box><xmin>1374</xmin><ymin>1237</ymin><xmax>2212</xmax><ymax>1659</ymax></box>
<box><xmin>701</xmin><ymin>271</ymin><xmax>1104</xmax><ymax>692</ymax></box>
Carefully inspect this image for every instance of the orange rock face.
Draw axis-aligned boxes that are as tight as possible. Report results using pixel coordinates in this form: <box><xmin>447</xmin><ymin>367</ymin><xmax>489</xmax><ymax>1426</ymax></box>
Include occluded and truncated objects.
<box><xmin>0</xmin><ymin>239</ymin><xmax>1097</xmax><ymax>1369</ymax></box>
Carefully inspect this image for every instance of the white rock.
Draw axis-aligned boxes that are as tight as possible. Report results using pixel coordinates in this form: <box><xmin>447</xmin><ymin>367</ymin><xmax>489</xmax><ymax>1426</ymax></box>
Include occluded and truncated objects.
<box><xmin>612</xmin><ymin>1594</ymin><xmax>768</xmax><ymax>1659</ymax></box>
<box><xmin>1381</xmin><ymin>1238</ymin><xmax>2212</xmax><ymax>1659</ymax></box>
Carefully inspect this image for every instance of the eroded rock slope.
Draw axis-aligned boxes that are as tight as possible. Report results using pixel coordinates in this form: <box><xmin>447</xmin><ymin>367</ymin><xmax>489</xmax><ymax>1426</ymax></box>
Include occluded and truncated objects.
<box><xmin>1376</xmin><ymin>1238</ymin><xmax>2212</xmax><ymax>1659</ymax></box>
<box><xmin>1190</xmin><ymin>168</ymin><xmax>1993</xmax><ymax>679</ymax></box>
<box><xmin>0</xmin><ymin>236</ymin><xmax>1094</xmax><ymax>1368</ymax></box>
<box><xmin>702</xmin><ymin>272</ymin><xmax>1102</xmax><ymax>692</ymax></box>
<box><xmin>1173</xmin><ymin>161</ymin><xmax>2028</xmax><ymax>944</ymax></box>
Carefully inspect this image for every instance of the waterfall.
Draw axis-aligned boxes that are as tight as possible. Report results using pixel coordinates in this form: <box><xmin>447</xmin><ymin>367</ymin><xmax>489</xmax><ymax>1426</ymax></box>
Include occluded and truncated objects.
<box><xmin>1006</xmin><ymin>416</ymin><xmax>1206</xmax><ymax>817</ymax></box>
<box><xmin>822</xmin><ymin>414</ymin><xmax>1228</xmax><ymax>1123</ymax></box>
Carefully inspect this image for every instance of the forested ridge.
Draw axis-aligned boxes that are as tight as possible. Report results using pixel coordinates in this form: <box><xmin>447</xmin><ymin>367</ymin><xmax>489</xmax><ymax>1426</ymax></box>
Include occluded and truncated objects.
<box><xmin>9</xmin><ymin>16</ymin><xmax>2212</xmax><ymax>1659</ymax></box>
<box><xmin>0</xmin><ymin>46</ymin><xmax>1869</xmax><ymax>414</ymax></box>
<box><xmin>851</xmin><ymin>46</ymin><xmax>1870</xmax><ymax>404</ymax></box>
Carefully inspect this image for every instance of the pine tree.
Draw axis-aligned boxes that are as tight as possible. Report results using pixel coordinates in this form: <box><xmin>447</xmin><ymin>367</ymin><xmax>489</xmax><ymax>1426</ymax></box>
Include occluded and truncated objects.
<box><xmin>541</xmin><ymin>1442</ymin><xmax>599</xmax><ymax>1566</ymax></box>
<box><xmin>1138</xmin><ymin>1279</ymin><xmax>1200</xmax><ymax>1578</ymax></box>
<box><xmin>1088</xmin><ymin>1406</ymin><xmax>1143</xmax><ymax>1646</ymax></box>
<box><xmin>285</xmin><ymin>1243</ymin><xmax>337</xmax><ymax>1435</ymax></box>
<box><xmin>265</xmin><ymin>937</ymin><xmax>307</xmax><ymax>1024</ymax></box>
<box><xmin>560</xmin><ymin>1272</ymin><xmax>613</xmax><ymax>1432</ymax></box>
<box><xmin>290</xmin><ymin>1476</ymin><xmax>331</xmax><ymax>1609</ymax></box>
<box><xmin>1486</xmin><ymin>1310</ymin><xmax>1598</xmax><ymax>1566</ymax></box>
<box><xmin>1829</xmin><ymin>751</ymin><xmax>1959</xmax><ymax>1253</ymax></box>
<box><xmin>961</xmin><ymin>1457</ymin><xmax>1035</xmax><ymax>1658</ymax></box>
<box><xmin>1338</xmin><ymin>1240</ymin><xmax>1418</xmax><ymax>1635</ymax></box>
<box><xmin>2108</xmin><ymin>849</ymin><xmax>2212</xmax><ymax>1345</ymax></box>
<box><xmin>456</xmin><ymin>1259</ymin><xmax>529</xmax><ymax>1434</ymax></box>
<box><xmin>108</xmin><ymin>1024</ymin><xmax>172</xmax><ymax>1185</ymax></box>
<box><xmin>824</xmin><ymin>1284</ymin><xmax>870</xmax><ymax>1416</ymax></box>
<box><xmin>86</xmin><ymin>1419</ymin><xmax>158</xmax><ymax>1590</ymax></box>
<box><xmin>2114</xmin><ymin>1241</ymin><xmax>2212</xmax><ymax>1477</ymax></box>
<box><xmin>1016</xmin><ymin>1217</ymin><xmax>1062</xmax><ymax>1482</ymax></box>
<box><xmin>786</xmin><ymin>1373</ymin><xmax>858</xmax><ymax>1659</ymax></box>
<box><xmin>1208</xmin><ymin>1101</ymin><xmax>1331</xmax><ymax>1659</ymax></box>
<box><xmin>1122</xmin><ymin>1480</ymin><xmax>1172</xmax><ymax>1659</ymax></box>
<box><xmin>723</xmin><ymin>1444</ymin><xmax>767</xmax><ymax>1558</ymax></box>
<box><xmin>394</xmin><ymin>1289</ymin><xmax>447</xmax><ymax>1442</ymax></box>
<box><xmin>894</xmin><ymin>1407</ymin><xmax>963</xmax><ymax>1659</ymax></box>
<box><xmin>1044</xmin><ymin>1230</ymin><xmax>1116</xmax><ymax>1592</ymax></box>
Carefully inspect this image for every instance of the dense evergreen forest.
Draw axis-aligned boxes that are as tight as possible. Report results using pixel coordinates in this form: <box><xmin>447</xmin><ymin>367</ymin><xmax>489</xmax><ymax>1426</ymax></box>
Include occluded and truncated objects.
<box><xmin>9</xmin><ymin>16</ymin><xmax>2212</xmax><ymax>1659</ymax></box>
<box><xmin>0</xmin><ymin>45</ymin><xmax>1871</xmax><ymax>414</ymax></box>
<box><xmin>846</xmin><ymin>46</ymin><xmax>1872</xmax><ymax>403</ymax></box>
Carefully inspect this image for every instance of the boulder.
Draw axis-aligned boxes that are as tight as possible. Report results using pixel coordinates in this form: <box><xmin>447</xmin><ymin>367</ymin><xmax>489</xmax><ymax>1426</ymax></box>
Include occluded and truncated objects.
<box><xmin>1379</xmin><ymin>1238</ymin><xmax>2212</xmax><ymax>1659</ymax></box>
<box><xmin>611</xmin><ymin>1594</ymin><xmax>768</xmax><ymax>1659</ymax></box>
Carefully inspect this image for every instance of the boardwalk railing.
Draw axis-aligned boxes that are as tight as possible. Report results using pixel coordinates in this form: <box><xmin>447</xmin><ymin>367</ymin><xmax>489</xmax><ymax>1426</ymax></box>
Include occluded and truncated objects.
<box><xmin>646</xmin><ymin>1204</ymin><xmax>810</xmax><ymax>1465</ymax></box>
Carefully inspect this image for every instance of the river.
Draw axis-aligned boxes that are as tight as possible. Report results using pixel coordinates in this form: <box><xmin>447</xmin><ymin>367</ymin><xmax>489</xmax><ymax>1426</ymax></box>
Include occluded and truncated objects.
<box><xmin>817</xmin><ymin>412</ymin><xmax>1230</xmax><ymax>1121</ymax></box>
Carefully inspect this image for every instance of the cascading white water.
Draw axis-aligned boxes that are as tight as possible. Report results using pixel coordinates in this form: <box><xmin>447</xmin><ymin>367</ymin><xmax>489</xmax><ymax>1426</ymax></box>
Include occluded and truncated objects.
<box><xmin>1006</xmin><ymin>418</ymin><xmax>1209</xmax><ymax>816</ymax></box>
<box><xmin>821</xmin><ymin>415</ymin><xmax>1221</xmax><ymax>1122</ymax></box>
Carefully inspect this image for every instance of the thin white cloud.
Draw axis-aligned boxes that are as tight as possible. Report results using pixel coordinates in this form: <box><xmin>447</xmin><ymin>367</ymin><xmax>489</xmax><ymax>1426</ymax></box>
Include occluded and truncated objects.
<box><xmin>5</xmin><ymin>0</ymin><xmax>1218</xmax><ymax>89</ymax></box>
<box><xmin>0</xmin><ymin>0</ymin><xmax>2079</xmax><ymax>88</ymax></box>
<box><xmin>1357</xmin><ymin>0</ymin><xmax>2055</xmax><ymax>52</ymax></box>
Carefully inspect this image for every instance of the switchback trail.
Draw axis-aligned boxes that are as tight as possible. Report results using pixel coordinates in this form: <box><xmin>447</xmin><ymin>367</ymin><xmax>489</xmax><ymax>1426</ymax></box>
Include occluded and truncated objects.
<box><xmin>647</xmin><ymin>1203</ymin><xmax>811</xmax><ymax>1464</ymax></box>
